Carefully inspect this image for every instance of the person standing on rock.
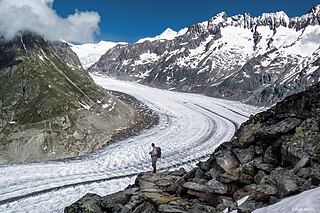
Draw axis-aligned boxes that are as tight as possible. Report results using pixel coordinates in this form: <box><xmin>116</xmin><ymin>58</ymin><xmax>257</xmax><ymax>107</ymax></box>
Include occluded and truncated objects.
<box><xmin>149</xmin><ymin>143</ymin><xmax>158</xmax><ymax>173</ymax></box>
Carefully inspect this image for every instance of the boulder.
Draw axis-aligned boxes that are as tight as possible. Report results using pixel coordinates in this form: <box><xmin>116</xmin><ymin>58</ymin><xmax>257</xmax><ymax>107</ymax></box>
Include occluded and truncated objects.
<box><xmin>188</xmin><ymin>203</ymin><xmax>217</xmax><ymax>213</ymax></box>
<box><xmin>140</xmin><ymin>192</ymin><xmax>181</xmax><ymax>206</ymax></box>
<box><xmin>263</xmin><ymin>145</ymin><xmax>281</xmax><ymax>165</ymax></box>
<box><xmin>255</xmin><ymin>146</ymin><xmax>264</xmax><ymax>156</ymax></box>
<box><xmin>238</xmin><ymin>199</ymin><xmax>264</xmax><ymax>213</ymax></box>
<box><xmin>254</xmin><ymin>170</ymin><xmax>267</xmax><ymax>184</ymax></box>
<box><xmin>233</xmin><ymin>146</ymin><xmax>255</xmax><ymax>164</ymax></box>
<box><xmin>169</xmin><ymin>168</ymin><xmax>187</xmax><ymax>177</ymax></box>
<box><xmin>233</xmin><ymin>188</ymin><xmax>250</xmax><ymax>201</ymax></box>
<box><xmin>158</xmin><ymin>204</ymin><xmax>187</xmax><ymax>213</ymax></box>
<box><xmin>198</xmin><ymin>155</ymin><xmax>216</xmax><ymax>171</ymax></box>
<box><xmin>194</xmin><ymin>168</ymin><xmax>206</xmax><ymax>179</ymax></box>
<box><xmin>214</xmin><ymin>149</ymin><xmax>240</xmax><ymax>173</ymax></box>
<box><xmin>216</xmin><ymin>173</ymin><xmax>239</xmax><ymax>184</ymax></box>
<box><xmin>166</xmin><ymin>177</ymin><xmax>186</xmax><ymax>194</ymax></box>
<box><xmin>277</xmin><ymin>179</ymin><xmax>299</xmax><ymax>198</ymax></box>
<box><xmin>234</xmin><ymin>123</ymin><xmax>262</xmax><ymax>148</ymax></box>
<box><xmin>183</xmin><ymin>182</ymin><xmax>211</xmax><ymax>193</ymax></box>
<box><xmin>132</xmin><ymin>201</ymin><xmax>157</xmax><ymax>213</ymax></box>
<box><xmin>254</xmin><ymin>157</ymin><xmax>276</xmax><ymax>172</ymax></box>
<box><xmin>206</xmin><ymin>178</ymin><xmax>238</xmax><ymax>195</ymax></box>
<box><xmin>269</xmin><ymin>168</ymin><xmax>300</xmax><ymax>198</ymax></box>
<box><xmin>64</xmin><ymin>193</ymin><xmax>104</xmax><ymax>213</ymax></box>
<box><xmin>293</xmin><ymin>156</ymin><xmax>310</xmax><ymax>174</ymax></box>
<box><xmin>253</xmin><ymin>184</ymin><xmax>278</xmax><ymax>202</ymax></box>
<box><xmin>241</xmin><ymin>161</ymin><xmax>255</xmax><ymax>176</ymax></box>
<box><xmin>239</xmin><ymin>173</ymin><xmax>254</xmax><ymax>185</ymax></box>
<box><xmin>257</xmin><ymin>118</ymin><xmax>302</xmax><ymax>140</ymax></box>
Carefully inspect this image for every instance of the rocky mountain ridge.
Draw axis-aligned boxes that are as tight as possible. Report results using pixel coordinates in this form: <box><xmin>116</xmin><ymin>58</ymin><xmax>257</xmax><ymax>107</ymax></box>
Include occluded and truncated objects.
<box><xmin>89</xmin><ymin>4</ymin><xmax>320</xmax><ymax>106</ymax></box>
<box><xmin>0</xmin><ymin>33</ymin><xmax>156</xmax><ymax>164</ymax></box>
<box><xmin>66</xmin><ymin>81</ymin><xmax>320</xmax><ymax>212</ymax></box>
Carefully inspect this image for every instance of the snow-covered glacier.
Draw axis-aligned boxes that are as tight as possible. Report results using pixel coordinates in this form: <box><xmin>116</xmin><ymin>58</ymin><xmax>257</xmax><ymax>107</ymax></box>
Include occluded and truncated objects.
<box><xmin>0</xmin><ymin>75</ymin><xmax>261</xmax><ymax>212</ymax></box>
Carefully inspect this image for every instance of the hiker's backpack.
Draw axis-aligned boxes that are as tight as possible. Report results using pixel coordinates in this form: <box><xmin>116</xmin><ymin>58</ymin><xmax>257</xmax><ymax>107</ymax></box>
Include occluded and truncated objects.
<box><xmin>156</xmin><ymin>147</ymin><xmax>161</xmax><ymax>158</ymax></box>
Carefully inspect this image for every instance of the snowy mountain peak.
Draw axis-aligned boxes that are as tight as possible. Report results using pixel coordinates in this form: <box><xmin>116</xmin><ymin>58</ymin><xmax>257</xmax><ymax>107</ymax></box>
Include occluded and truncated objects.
<box><xmin>309</xmin><ymin>3</ymin><xmax>320</xmax><ymax>14</ymax></box>
<box><xmin>160</xmin><ymin>28</ymin><xmax>177</xmax><ymax>37</ymax></box>
<box><xmin>136</xmin><ymin>27</ymin><xmax>187</xmax><ymax>43</ymax></box>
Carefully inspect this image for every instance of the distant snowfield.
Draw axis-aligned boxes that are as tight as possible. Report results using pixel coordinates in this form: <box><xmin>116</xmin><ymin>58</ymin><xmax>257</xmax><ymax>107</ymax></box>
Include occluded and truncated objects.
<box><xmin>69</xmin><ymin>41</ymin><xmax>126</xmax><ymax>69</ymax></box>
<box><xmin>0</xmin><ymin>75</ymin><xmax>265</xmax><ymax>213</ymax></box>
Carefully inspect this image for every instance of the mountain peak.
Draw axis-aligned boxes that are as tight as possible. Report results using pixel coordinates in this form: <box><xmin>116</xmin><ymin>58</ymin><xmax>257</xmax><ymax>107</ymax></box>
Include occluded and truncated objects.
<box><xmin>309</xmin><ymin>3</ymin><xmax>320</xmax><ymax>14</ymax></box>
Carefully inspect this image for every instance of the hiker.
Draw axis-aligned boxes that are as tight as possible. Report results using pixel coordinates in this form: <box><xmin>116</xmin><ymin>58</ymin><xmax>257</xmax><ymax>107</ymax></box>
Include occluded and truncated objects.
<box><xmin>149</xmin><ymin>143</ymin><xmax>158</xmax><ymax>173</ymax></box>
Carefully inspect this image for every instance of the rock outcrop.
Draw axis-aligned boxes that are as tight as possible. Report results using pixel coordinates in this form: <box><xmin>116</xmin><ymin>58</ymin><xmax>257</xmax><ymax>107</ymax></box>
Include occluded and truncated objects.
<box><xmin>0</xmin><ymin>33</ymin><xmax>158</xmax><ymax>164</ymax></box>
<box><xmin>65</xmin><ymin>82</ymin><xmax>320</xmax><ymax>212</ymax></box>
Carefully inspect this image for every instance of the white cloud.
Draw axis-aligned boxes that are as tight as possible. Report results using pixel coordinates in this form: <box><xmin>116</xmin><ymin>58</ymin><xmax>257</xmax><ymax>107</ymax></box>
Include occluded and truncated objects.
<box><xmin>0</xmin><ymin>0</ymin><xmax>100</xmax><ymax>43</ymax></box>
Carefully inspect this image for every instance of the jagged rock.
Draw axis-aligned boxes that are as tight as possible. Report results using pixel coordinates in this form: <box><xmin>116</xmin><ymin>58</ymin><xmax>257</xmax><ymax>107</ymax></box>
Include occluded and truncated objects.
<box><xmin>197</xmin><ymin>155</ymin><xmax>216</xmax><ymax>171</ymax></box>
<box><xmin>209</xmin><ymin>166</ymin><xmax>223</xmax><ymax>179</ymax></box>
<box><xmin>234</xmin><ymin>123</ymin><xmax>262</xmax><ymax>148</ymax></box>
<box><xmin>252</xmin><ymin>184</ymin><xmax>278</xmax><ymax>202</ymax></box>
<box><xmin>239</xmin><ymin>173</ymin><xmax>254</xmax><ymax>185</ymax></box>
<box><xmin>281</xmin><ymin>118</ymin><xmax>320</xmax><ymax>165</ymax></box>
<box><xmin>140</xmin><ymin>192</ymin><xmax>181</xmax><ymax>206</ymax></box>
<box><xmin>269</xmin><ymin>168</ymin><xmax>300</xmax><ymax>198</ymax></box>
<box><xmin>241</xmin><ymin>161</ymin><xmax>255</xmax><ymax>176</ymax></box>
<box><xmin>133</xmin><ymin>201</ymin><xmax>157</xmax><ymax>213</ymax></box>
<box><xmin>293</xmin><ymin>156</ymin><xmax>310</xmax><ymax>174</ymax></box>
<box><xmin>194</xmin><ymin>168</ymin><xmax>206</xmax><ymax>179</ymax></box>
<box><xmin>254</xmin><ymin>157</ymin><xmax>276</xmax><ymax>172</ymax></box>
<box><xmin>184</xmin><ymin>168</ymin><xmax>197</xmax><ymax>180</ymax></box>
<box><xmin>257</xmin><ymin>118</ymin><xmax>302</xmax><ymax>141</ymax></box>
<box><xmin>233</xmin><ymin>188</ymin><xmax>250</xmax><ymax>201</ymax></box>
<box><xmin>263</xmin><ymin>145</ymin><xmax>281</xmax><ymax>165</ymax></box>
<box><xmin>64</xmin><ymin>193</ymin><xmax>104</xmax><ymax>213</ymax></box>
<box><xmin>217</xmin><ymin>172</ymin><xmax>239</xmax><ymax>184</ymax></box>
<box><xmin>255</xmin><ymin>146</ymin><xmax>264</xmax><ymax>156</ymax></box>
<box><xmin>254</xmin><ymin>170</ymin><xmax>267</xmax><ymax>184</ymax></box>
<box><xmin>277</xmin><ymin>179</ymin><xmax>299</xmax><ymax>198</ymax></box>
<box><xmin>238</xmin><ymin>199</ymin><xmax>264</xmax><ymax>213</ymax></box>
<box><xmin>206</xmin><ymin>178</ymin><xmax>238</xmax><ymax>195</ymax></box>
<box><xmin>158</xmin><ymin>204</ymin><xmax>187</xmax><ymax>213</ymax></box>
<box><xmin>215</xmin><ymin>196</ymin><xmax>235</xmax><ymax>211</ymax></box>
<box><xmin>188</xmin><ymin>203</ymin><xmax>217</xmax><ymax>213</ymax></box>
<box><xmin>233</xmin><ymin>146</ymin><xmax>255</xmax><ymax>164</ymax></box>
<box><xmin>296</xmin><ymin>167</ymin><xmax>312</xmax><ymax>179</ymax></box>
<box><xmin>214</xmin><ymin>150</ymin><xmax>240</xmax><ymax>173</ymax></box>
<box><xmin>166</xmin><ymin>177</ymin><xmax>186</xmax><ymax>194</ymax></box>
<box><xmin>169</xmin><ymin>168</ymin><xmax>187</xmax><ymax>177</ymax></box>
<box><xmin>183</xmin><ymin>182</ymin><xmax>211</xmax><ymax>193</ymax></box>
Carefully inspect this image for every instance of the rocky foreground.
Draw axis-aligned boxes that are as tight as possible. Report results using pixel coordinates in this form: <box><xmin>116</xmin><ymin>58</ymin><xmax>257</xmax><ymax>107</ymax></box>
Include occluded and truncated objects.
<box><xmin>65</xmin><ymin>82</ymin><xmax>320</xmax><ymax>212</ymax></box>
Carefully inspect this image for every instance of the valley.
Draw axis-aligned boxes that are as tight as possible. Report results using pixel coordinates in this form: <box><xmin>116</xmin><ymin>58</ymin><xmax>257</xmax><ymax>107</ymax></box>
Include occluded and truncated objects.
<box><xmin>0</xmin><ymin>74</ymin><xmax>260</xmax><ymax>212</ymax></box>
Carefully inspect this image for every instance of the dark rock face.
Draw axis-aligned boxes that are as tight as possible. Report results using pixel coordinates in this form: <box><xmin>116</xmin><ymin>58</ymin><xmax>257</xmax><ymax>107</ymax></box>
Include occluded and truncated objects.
<box><xmin>65</xmin><ymin>81</ymin><xmax>320</xmax><ymax>212</ymax></box>
<box><xmin>89</xmin><ymin>5</ymin><xmax>320</xmax><ymax>106</ymax></box>
<box><xmin>0</xmin><ymin>33</ymin><xmax>158</xmax><ymax>164</ymax></box>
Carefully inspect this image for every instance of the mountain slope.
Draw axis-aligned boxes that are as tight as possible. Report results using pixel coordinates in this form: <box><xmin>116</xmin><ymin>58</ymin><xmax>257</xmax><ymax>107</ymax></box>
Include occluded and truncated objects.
<box><xmin>0</xmin><ymin>33</ymin><xmax>140</xmax><ymax>164</ymax></box>
<box><xmin>89</xmin><ymin>4</ymin><xmax>320</xmax><ymax>106</ymax></box>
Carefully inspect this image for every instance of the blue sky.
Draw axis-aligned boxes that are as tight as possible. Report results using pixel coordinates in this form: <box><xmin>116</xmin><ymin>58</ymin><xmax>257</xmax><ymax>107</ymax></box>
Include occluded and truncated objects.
<box><xmin>53</xmin><ymin>0</ymin><xmax>320</xmax><ymax>43</ymax></box>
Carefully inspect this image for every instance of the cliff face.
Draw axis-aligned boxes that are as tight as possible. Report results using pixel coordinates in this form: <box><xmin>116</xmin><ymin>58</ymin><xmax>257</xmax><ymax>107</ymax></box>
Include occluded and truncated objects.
<box><xmin>65</xmin><ymin>83</ymin><xmax>320</xmax><ymax>212</ymax></box>
<box><xmin>0</xmin><ymin>33</ymin><xmax>155</xmax><ymax>164</ymax></box>
<box><xmin>89</xmin><ymin>5</ymin><xmax>320</xmax><ymax>106</ymax></box>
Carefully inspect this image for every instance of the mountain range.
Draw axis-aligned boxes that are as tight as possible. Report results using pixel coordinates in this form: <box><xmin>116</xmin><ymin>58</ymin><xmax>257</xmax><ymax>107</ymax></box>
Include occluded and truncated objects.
<box><xmin>88</xmin><ymin>4</ymin><xmax>320</xmax><ymax>106</ymax></box>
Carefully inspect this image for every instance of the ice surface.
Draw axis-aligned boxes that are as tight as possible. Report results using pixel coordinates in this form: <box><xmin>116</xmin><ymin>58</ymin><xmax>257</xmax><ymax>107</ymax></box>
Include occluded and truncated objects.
<box><xmin>0</xmin><ymin>74</ymin><xmax>261</xmax><ymax>212</ymax></box>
